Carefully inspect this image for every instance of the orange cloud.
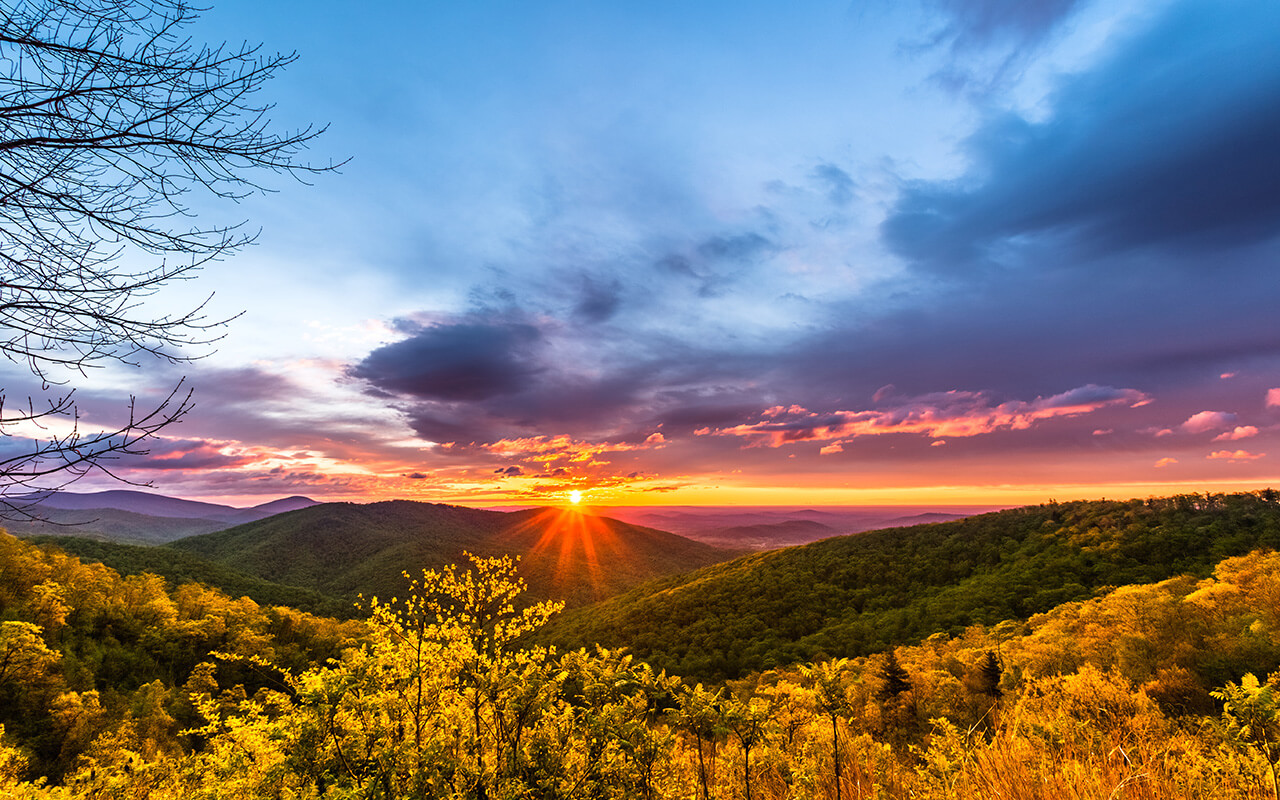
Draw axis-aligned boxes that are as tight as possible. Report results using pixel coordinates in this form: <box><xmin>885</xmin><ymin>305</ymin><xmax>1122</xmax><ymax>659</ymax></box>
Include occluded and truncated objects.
<box><xmin>1154</xmin><ymin>457</ymin><xmax>1178</xmax><ymax>468</ymax></box>
<box><xmin>1213</xmin><ymin>426</ymin><xmax>1259</xmax><ymax>441</ymax></box>
<box><xmin>708</xmin><ymin>384</ymin><xmax>1148</xmax><ymax>447</ymax></box>
<box><xmin>1207</xmin><ymin>450</ymin><xmax>1265</xmax><ymax>462</ymax></box>
<box><xmin>454</xmin><ymin>433</ymin><xmax>669</xmax><ymax>468</ymax></box>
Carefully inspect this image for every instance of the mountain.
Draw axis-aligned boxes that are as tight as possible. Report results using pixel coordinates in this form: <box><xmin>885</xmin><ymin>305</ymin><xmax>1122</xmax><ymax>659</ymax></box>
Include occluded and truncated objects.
<box><xmin>13</xmin><ymin>490</ymin><xmax>318</xmax><ymax>523</ymax></box>
<box><xmin>541</xmin><ymin>491</ymin><xmax>1280</xmax><ymax>681</ymax></box>
<box><xmin>2</xmin><ymin>491</ymin><xmax>320</xmax><ymax>544</ymax></box>
<box><xmin>690</xmin><ymin>520</ymin><xmax>843</xmax><ymax>549</ymax></box>
<box><xmin>603</xmin><ymin>505</ymin><xmax>983</xmax><ymax>548</ymax></box>
<box><xmin>168</xmin><ymin>501</ymin><xmax>738</xmax><ymax>607</ymax></box>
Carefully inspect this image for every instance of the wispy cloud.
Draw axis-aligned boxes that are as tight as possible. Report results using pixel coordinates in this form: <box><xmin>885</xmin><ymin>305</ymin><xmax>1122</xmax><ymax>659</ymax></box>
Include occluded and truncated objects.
<box><xmin>707</xmin><ymin>384</ymin><xmax>1147</xmax><ymax>448</ymax></box>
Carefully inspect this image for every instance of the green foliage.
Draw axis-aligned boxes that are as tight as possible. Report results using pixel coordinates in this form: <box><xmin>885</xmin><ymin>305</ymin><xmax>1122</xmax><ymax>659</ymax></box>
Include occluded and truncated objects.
<box><xmin>544</xmin><ymin>491</ymin><xmax>1280</xmax><ymax>680</ymax></box>
<box><xmin>25</xmin><ymin>537</ymin><xmax>346</xmax><ymax>617</ymax></box>
<box><xmin>169</xmin><ymin>502</ymin><xmax>734</xmax><ymax>608</ymax></box>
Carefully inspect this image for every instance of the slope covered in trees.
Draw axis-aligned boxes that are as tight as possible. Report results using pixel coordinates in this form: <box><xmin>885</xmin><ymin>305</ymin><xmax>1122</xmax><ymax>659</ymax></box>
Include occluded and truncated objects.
<box><xmin>168</xmin><ymin>501</ymin><xmax>738</xmax><ymax>607</ymax></box>
<box><xmin>24</xmin><ymin>536</ymin><xmax>346</xmax><ymax>616</ymax></box>
<box><xmin>6</xmin><ymin>530</ymin><xmax>1280</xmax><ymax>798</ymax></box>
<box><xmin>0</xmin><ymin>533</ymin><xmax>365</xmax><ymax>783</ymax></box>
<box><xmin>542</xmin><ymin>491</ymin><xmax>1280</xmax><ymax>680</ymax></box>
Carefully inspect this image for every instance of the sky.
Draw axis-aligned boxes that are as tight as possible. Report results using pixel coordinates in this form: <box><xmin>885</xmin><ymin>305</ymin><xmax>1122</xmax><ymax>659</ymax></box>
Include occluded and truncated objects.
<box><xmin>6</xmin><ymin>0</ymin><xmax>1280</xmax><ymax>507</ymax></box>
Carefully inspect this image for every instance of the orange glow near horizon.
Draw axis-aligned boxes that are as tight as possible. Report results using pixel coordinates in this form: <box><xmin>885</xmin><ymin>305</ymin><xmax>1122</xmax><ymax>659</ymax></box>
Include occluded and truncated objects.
<box><xmin>187</xmin><ymin>476</ymin><xmax>1280</xmax><ymax>512</ymax></box>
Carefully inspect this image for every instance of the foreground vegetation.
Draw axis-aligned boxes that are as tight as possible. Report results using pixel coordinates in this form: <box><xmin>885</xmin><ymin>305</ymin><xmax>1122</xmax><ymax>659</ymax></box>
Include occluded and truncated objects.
<box><xmin>4</xmin><ymin>493</ymin><xmax>1280</xmax><ymax>797</ymax></box>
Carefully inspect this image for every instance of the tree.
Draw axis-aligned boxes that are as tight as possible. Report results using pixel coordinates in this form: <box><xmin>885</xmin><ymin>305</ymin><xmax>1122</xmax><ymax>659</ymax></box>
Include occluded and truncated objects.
<box><xmin>877</xmin><ymin>650</ymin><xmax>911</xmax><ymax>704</ymax></box>
<box><xmin>0</xmin><ymin>0</ymin><xmax>338</xmax><ymax>509</ymax></box>
<box><xmin>800</xmin><ymin>658</ymin><xmax>854</xmax><ymax>800</ymax></box>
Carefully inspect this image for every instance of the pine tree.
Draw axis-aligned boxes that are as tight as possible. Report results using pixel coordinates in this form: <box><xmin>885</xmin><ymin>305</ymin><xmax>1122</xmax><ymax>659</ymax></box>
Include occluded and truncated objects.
<box><xmin>877</xmin><ymin>650</ymin><xmax>911</xmax><ymax>703</ymax></box>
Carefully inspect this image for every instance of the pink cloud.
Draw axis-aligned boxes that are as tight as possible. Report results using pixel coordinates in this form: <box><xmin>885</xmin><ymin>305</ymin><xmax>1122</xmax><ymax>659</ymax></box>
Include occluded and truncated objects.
<box><xmin>1154</xmin><ymin>457</ymin><xmax>1178</xmax><ymax>468</ymax></box>
<box><xmin>1221</xmin><ymin>372</ymin><xmax>1236</xmax><ymax>379</ymax></box>
<box><xmin>1181</xmin><ymin>410</ymin><xmax>1237</xmax><ymax>434</ymax></box>
<box><xmin>1213</xmin><ymin>426</ymin><xmax>1259</xmax><ymax>441</ymax></box>
<box><xmin>710</xmin><ymin>384</ymin><xmax>1149</xmax><ymax>447</ymax></box>
<box><xmin>1268</xmin><ymin>388</ymin><xmax>1280</xmax><ymax>408</ymax></box>
<box><xmin>1207</xmin><ymin>450</ymin><xmax>1265</xmax><ymax>462</ymax></box>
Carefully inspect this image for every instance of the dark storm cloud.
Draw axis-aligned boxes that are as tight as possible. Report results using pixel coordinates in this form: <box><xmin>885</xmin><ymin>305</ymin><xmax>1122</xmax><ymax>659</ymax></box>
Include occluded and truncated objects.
<box><xmin>884</xmin><ymin>0</ymin><xmax>1280</xmax><ymax>272</ymax></box>
<box><xmin>349</xmin><ymin>320</ymin><xmax>543</xmax><ymax>402</ymax></box>
<box><xmin>346</xmin><ymin>310</ymin><xmax>772</xmax><ymax>447</ymax></box>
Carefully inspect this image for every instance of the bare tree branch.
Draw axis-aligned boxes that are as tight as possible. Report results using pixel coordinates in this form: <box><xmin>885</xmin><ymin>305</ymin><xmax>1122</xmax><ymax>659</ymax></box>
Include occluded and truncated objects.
<box><xmin>0</xmin><ymin>0</ymin><xmax>340</xmax><ymax>510</ymax></box>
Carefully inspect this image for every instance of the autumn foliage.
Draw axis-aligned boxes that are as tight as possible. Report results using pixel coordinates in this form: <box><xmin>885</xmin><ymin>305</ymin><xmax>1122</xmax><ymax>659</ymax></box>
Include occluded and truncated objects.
<box><xmin>4</xmin><ymin>504</ymin><xmax>1280</xmax><ymax>797</ymax></box>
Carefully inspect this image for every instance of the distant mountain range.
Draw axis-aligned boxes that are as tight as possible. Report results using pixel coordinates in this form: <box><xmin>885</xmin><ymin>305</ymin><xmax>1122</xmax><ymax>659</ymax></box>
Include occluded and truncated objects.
<box><xmin>603</xmin><ymin>506</ymin><xmax>990</xmax><ymax>548</ymax></box>
<box><xmin>3</xmin><ymin>491</ymin><xmax>319</xmax><ymax>544</ymax></box>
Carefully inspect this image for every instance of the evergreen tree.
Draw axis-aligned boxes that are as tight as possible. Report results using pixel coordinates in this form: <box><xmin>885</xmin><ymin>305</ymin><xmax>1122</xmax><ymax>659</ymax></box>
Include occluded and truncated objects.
<box><xmin>877</xmin><ymin>650</ymin><xmax>911</xmax><ymax>703</ymax></box>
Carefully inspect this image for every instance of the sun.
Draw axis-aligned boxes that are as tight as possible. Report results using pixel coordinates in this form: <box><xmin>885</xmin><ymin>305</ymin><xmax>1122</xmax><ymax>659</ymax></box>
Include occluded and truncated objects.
<box><xmin>569</xmin><ymin>489</ymin><xmax>583</xmax><ymax>505</ymax></box>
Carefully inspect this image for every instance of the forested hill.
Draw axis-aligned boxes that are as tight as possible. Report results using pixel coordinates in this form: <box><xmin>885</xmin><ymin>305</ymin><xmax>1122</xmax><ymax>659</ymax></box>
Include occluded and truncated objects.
<box><xmin>168</xmin><ymin>501</ymin><xmax>737</xmax><ymax>607</ymax></box>
<box><xmin>541</xmin><ymin>491</ymin><xmax>1280</xmax><ymax>680</ymax></box>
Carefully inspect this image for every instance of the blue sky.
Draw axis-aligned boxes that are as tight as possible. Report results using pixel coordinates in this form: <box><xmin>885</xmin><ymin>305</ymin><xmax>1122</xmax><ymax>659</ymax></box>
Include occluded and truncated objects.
<box><xmin>9</xmin><ymin>0</ymin><xmax>1279</xmax><ymax>506</ymax></box>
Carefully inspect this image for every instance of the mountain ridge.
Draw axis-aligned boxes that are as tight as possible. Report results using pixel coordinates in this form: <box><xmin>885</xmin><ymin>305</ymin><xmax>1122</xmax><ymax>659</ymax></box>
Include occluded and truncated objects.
<box><xmin>167</xmin><ymin>500</ymin><xmax>739</xmax><ymax>607</ymax></box>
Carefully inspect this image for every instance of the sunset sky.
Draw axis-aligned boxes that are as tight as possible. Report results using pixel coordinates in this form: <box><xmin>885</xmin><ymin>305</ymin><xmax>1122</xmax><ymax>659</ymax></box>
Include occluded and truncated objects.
<box><xmin>9</xmin><ymin>0</ymin><xmax>1279</xmax><ymax>507</ymax></box>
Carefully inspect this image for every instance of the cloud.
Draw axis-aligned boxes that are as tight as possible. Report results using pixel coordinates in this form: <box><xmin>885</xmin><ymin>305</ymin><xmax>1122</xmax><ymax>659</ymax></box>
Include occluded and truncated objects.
<box><xmin>1207</xmin><ymin>449</ymin><xmax>1265</xmax><ymax>462</ymax></box>
<box><xmin>349</xmin><ymin>320</ymin><xmax>543</xmax><ymax>402</ymax></box>
<box><xmin>124</xmin><ymin>439</ymin><xmax>261</xmax><ymax>471</ymax></box>
<box><xmin>924</xmin><ymin>0</ymin><xmax>1086</xmax><ymax>52</ymax></box>
<box><xmin>811</xmin><ymin>163</ymin><xmax>855</xmax><ymax>207</ymax></box>
<box><xmin>708</xmin><ymin>384</ymin><xmax>1147</xmax><ymax>447</ymax></box>
<box><xmin>1181</xmin><ymin>411</ymin><xmax>1237</xmax><ymax>434</ymax></box>
<box><xmin>1154</xmin><ymin>457</ymin><xmax>1178</xmax><ymax>468</ymax></box>
<box><xmin>884</xmin><ymin>1</ymin><xmax>1280</xmax><ymax>270</ymax></box>
<box><xmin>1214</xmin><ymin>426</ymin><xmax>1259</xmax><ymax>442</ymax></box>
<box><xmin>573</xmin><ymin>276</ymin><xmax>623</xmax><ymax>323</ymax></box>
<box><xmin>1269</xmin><ymin>388</ymin><xmax>1280</xmax><ymax>408</ymax></box>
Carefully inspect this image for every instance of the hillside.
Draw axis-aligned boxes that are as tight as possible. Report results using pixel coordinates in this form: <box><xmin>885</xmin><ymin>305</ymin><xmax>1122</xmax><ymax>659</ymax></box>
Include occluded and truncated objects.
<box><xmin>168</xmin><ymin>501</ymin><xmax>737</xmax><ymax>607</ymax></box>
<box><xmin>541</xmin><ymin>491</ymin><xmax>1280</xmax><ymax>680</ymax></box>
<box><xmin>25</xmin><ymin>535</ymin><xmax>347</xmax><ymax>616</ymax></box>
<box><xmin>3</xmin><ymin>507</ymin><xmax>228</xmax><ymax>545</ymax></box>
<box><xmin>7</xmin><ymin>518</ymin><xmax>1280</xmax><ymax>798</ymax></box>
